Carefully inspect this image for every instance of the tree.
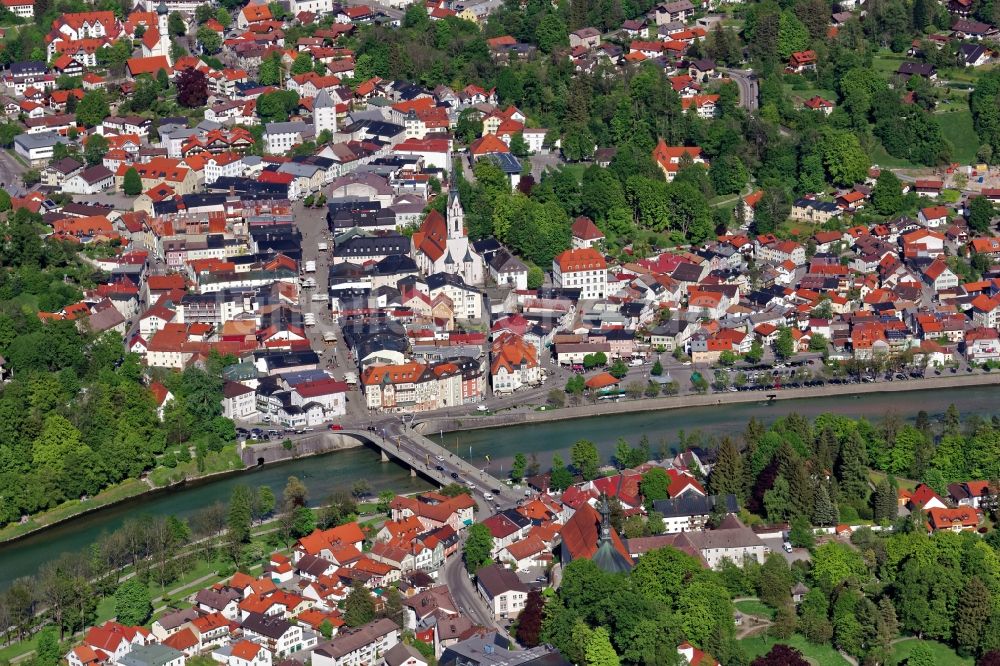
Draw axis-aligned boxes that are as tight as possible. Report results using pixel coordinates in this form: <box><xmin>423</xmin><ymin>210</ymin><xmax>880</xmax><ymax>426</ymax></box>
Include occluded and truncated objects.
<box><xmin>774</xmin><ymin>328</ymin><xmax>795</xmax><ymax>360</ymax></box>
<box><xmin>872</xmin><ymin>479</ymin><xmax>896</xmax><ymax>523</ymax></box>
<box><xmin>123</xmin><ymin>167</ymin><xmax>142</xmax><ymax>196</ymax></box>
<box><xmin>76</xmin><ymin>90</ymin><xmax>109</xmax><ymax>127</ymax></box>
<box><xmin>463</xmin><ymin>523</ymin><xmax>493</xmax><ymax>573</ymax></box>
<box><xmin>351</xmin><ymin>480</ymin><xmax>371</xmax><ymax>499</ymax></box>
<box><xmin>527</xmin><ymin>265</ymin><xmax>544</xmax><ymax>289</ymax></box>
<box><xmin>789</xmin><ymin>515</ymin><xmax>814</xmax><ymax>548</ymax></box>
<box><xmin>291</xmin><ymin>506</ymin><xmax>316</xmax><ymax>537</ymax></box>
<box><xmin>319</xmin><ymin>619</ymin><xmax>333</xmax><ymax>639</ymax></box>
<box><xmin>808</xmin><ymin>334</ymin><xmax>828</xmax><ymax>353</ymax></box>
<box><xmin>113</xmin><ymin>578</ymin><xmax>152</xmax><ymax>626</ymax></box>
<box><xmin>216</xmin><ymin>7</ymin><xmax>232</xmax><ymax>25</ymax></box>
<box><xmin>517</xmin><ymin>589</ymin><xmax>545</xmax><ymax>647</ymax></box>
<box><xmin>651</xmin><ymin>359</ymin><xmax>663</xmax><ymax>376</ymax></box>
<box><xmin>777</xmin><ymin>12</ymin><xmax>810</xmax><ymax>59</ymax></box>
<box><xmin>956</xmin><ymin>577</ymin><xmax>991</xmax><ymax>656</ymax></box>
<box><xmin>343</xmin><ymin>582</ymin><xmax>375</xmax><ymax>627</ymax></box>
<box><xmin>256</xmin><ymin>90</ymin><xmax>300</xmax><ymax>123</ymax></box>
<box><xmin>710</xmin><ymin>437</ymin><xmax>744</xmax><ymax>499</ymax></box>
<box><xmin>512</xmin><ymin>453</ymin><xmax>527</xmax><ymax>481</ymax></box>
<box><xmin>455</xmin><ymin>108</ymin><xmax>483</xmax><ymax>144</ymax></box>
<box><xmin>969</xmin><ymin>196</ymin><xmax>995</xmax><ymax>234</ymax></box>
<box><xmin>745</xmin><ymin>340</ymin><xmax>765</xmax><ymax>364</ymax></box>
<box><xmin>710</xmin><ymin>154</ymin><xmax>748</xmax><ymax>195</ymax></box>
<box><xmin>812</xmin><ymin>483</ymin><xmax>837</xmax><ymax>526</ymax></box>
<box><xmin>227</xmin><ymin>485</ymin><xmax>253</xmax><ymax>543</ymax></box>
<box><xmin>535</xmin><ymin>13</ymin><xmax>568</xmax><ymax>53</ymax></box>
<box><xmin>799</xmin><ymin>588</ymin><xmax>833</xmax><ymax>644</ymax></box>
<box><xmin>872</xmin><ymin>171</ymin><xmax>904</xmax><ymax>215</ymax></box>
<box><xmin>84</xmin><ymin>134</ymin><xmax>108</xmax><ymax>166</ymax></box>
<box><xmin>36</xmin><ymin>628</ymin><xmax>61</xmax><ymax>666</ymax></box>
<box><xmin>752</xmin><ymin>645</ymin><xmax>809</xmax><ymax>666</ymax></box>
<box><xmin>550</xmin><ymin>454</ymin><xmax>574</xmax><ymax>491</ymax></box>
<box><xmin>257</xmin><ymin>486</ymin><xmax>276</xmax><ymax>519</ymax></box>
<box><xmin>510</xmin><ymin>132</ymin><xmax>530</xmax><ymax>158</ymax></box>
<box><xmin>811</xmin><ymin>542</ymin><xmax>869</xmax><ymax>591</ymax></box>
<box><xmin>571</xmin><ymin>439</ymin><xmax>600</xmax><ymax>480</ymax></box>
<box><xmin>291</xmin><ymin>52</ymin><xmax>313</xmax><ymax>75</ymax></box>
<box><xmin>197</xmin><ymin>26</ymin><xmax>222</xmax><ymax>54</ymax></box>
<box><xmin>836</xmin><ymin>431</ymin><xmax>870</xmax><ymax>504</ymax></box>
<box><xmin>176</xmin><ymin>67</ymin><xmax>208</xmax><ymax>108</ymax></box>
<box><xmin>907</xmin><ymin>643</ymin><xmax>936</xmax><ymax>666</ymax></box>
<box><xmin>584</xmin><ymin>627</ymin><xmax>619</xmax><ymax>666</ymax></box>
<box><xmin>820</xmin><ymin>129</ymin><xmax>871</xmax><ymax>187</ymax></box>
<box><xmin>168</xmin><ymin>11</ymin><xmax>186</xmax><ymax>36</ymax></box>
<box><xmin>283</xmin><ymin>476</ymin><xmax>308</xmax><ymax>510</ymax></box>
<box><xmin>640</xmin><ymin>467</ymin><xmax>670</xmax><ymax>507</ymax></box>
<box><xmin>258</xmin><ymin>52</ymin><xmax>283</xmax><ymax>86</ymax></box>
<box><xmin>609</xmin><ymin>359</ymin><xmax>629</xmax><ymax>379</ymax></box>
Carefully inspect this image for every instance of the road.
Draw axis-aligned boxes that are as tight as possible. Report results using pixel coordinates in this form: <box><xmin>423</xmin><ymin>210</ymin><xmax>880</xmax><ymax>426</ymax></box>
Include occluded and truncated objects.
<box><xmin>442</xmin><ymin>544</ymin><xmax>516</xmax><ymax>641</ymax></box>
<box><xmin>0</xmin><ymin>149</ymin><xmax>28</xmax><ymax>195</ymax></box>
<box><xmin>722</xmin><ymin>68</ymin><xmax>759</xmax><ymax>112</ymax></box>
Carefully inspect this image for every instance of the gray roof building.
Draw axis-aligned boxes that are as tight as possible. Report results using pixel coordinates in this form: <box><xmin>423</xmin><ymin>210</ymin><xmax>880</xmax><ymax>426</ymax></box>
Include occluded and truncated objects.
<box><xmin>117</xmin><ymin>644</ymin><xmax>185</xmax><ymax>666</ymax></box>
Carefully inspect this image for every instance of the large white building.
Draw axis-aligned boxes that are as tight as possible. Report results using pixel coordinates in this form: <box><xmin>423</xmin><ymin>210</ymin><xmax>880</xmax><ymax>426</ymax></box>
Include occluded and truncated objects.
<box><xmin>264</xmin><ymin>122</ymin><xmax>313</xmax><ymax>154</ymax></box>
<box><xmin>552</xmin><ymin>247</ymin><xmax>607</xmax><ymax>299</ymax></box>
<box><xmin>311</xmin><ymin>619</ymin><xmax>399</xmax><ymax>666</ymax></box>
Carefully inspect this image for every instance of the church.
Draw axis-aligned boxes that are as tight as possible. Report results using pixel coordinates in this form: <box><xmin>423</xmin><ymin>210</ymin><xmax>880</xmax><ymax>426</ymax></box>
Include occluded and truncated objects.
<box><xmin>560</xmin><ymin>494</ymin><xmax>633</xmax><ymax>573</ymax></box>
<box><xmin>411</xmin><ymin>183</ymin><xmax>485</xmax><ymax>286</ymax></box>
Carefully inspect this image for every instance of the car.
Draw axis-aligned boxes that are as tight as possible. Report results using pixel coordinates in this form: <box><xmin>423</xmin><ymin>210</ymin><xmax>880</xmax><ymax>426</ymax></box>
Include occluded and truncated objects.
<box><xmin>484</xmin><ymin>493</ymin><xmax>494</xmax><ymax>501</ymax></box>
<box><xmin>491</xmin><ymin>488</ymin><xmax>502</xmax><ymax>495</ymax></box>
<box><xmin>436</xmin><ymin>455</ymin><xmax>445</xmax><ymax>461</ymax></box>
<box><xmin>476</xmin><ymin>405</ymin><xmax>489</xmax><ymax>412</ymax></box>
<box><xmin>783</xmin><ymin>542</ymin><xmax>793</xmax><ymax>553</ymax></box>
<box><xmin>328</xmin><ymin>424</ymin><xmax>343</xmax><ymax>430</ymax></box>
<box><xmin>436</xmin><ymin>465</ymin><xmax>445</xmax><ymax>472</ymax></box>
<box><xmin>451</xmin><ymin>472</ymin><xmax>460</xmax><ymax>479</ymax></box>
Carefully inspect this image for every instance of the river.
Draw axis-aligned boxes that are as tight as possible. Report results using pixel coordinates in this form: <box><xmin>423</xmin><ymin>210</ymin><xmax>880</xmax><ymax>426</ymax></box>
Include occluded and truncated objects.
<box><xmin>1</xmin><ymin>385</ymin><xmax>998</xmax><ymax>588</ymax></box>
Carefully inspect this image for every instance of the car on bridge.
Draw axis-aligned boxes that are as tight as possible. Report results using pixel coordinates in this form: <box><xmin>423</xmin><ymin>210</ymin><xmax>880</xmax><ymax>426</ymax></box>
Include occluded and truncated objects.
<box><xmin>328</xmin><ymin>424</ymin><xmax>343</xmax><ymax>430</ymax></box>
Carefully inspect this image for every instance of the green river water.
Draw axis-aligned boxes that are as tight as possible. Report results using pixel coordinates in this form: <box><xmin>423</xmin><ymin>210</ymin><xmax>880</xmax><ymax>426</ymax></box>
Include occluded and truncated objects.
<box><xmin>1</xmin><ymin>385</ymin><xmax>998</xmax><ymax>588</ymax></box>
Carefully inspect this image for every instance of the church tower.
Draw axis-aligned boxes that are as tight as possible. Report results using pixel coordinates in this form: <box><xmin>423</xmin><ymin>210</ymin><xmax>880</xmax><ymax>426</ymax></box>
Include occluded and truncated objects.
<box><xmin>157</xmin><ymin>1</ymin><xmax>172</xmax><ymax>66</ymax></box>
<box><xmin>446</xmin><ymin>180</ymin><xmax>464</xmax><ymax>240</ymax></box>
<box><xmin>313</xmin><ymin>89</ymin><xmax>337</xmax><ymax>139</ymax></box>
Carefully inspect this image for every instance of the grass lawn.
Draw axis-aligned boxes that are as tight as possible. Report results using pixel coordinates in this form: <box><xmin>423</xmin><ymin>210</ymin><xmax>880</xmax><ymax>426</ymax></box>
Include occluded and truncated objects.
<box><xmin>783</xmin><ymin>84</ymin><xmax>837</xmax><ymax>104</ymax></box>
<box><xmin>149</xmin><ymin>444</ymin><xmax>245</xmax><ymax>488</ymax></box>
<box><xmin>735</xmin><ymin>599</ymin><xmax>775</xmax><ymax>620</ymax></box>
<box><xmin>937</xmin><ymin>108</ymin><xmax>978</xmax><ymax>164</ymax></box>
<box><xmin>869</xmin><ymin>469</ymin><xmax>917</xmax><ymax>491</ymax></box>
<box><xmin>873</xmin><ymin>50</ymin><xmax>908</xmax><ymax>76</ymax></box>
<box><xmin>871</xmin><ymin>143</ymin><xmax>921</xmax><ymax>170</ymax></box>
<box><xmin>740</xmin><ymin>633</ymin><xmax>851</xmax><ymax>665</ymax></box>
<box><xmin>889</xmin><ymin>639</ymin><xmax>972</xmax><ymax>665</ymax></box>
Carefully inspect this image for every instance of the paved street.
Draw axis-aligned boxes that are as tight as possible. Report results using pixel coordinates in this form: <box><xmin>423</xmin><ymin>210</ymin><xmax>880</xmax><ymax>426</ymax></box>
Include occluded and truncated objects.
<box><xmin>0</xmin><ymin>149</ymin><xmax>28</xmax><ymax>195</ymax></box>
<box><xmin>442</xmin><ymin>544</ymin><xmax>517</xmax><ymax>641</ymax></box>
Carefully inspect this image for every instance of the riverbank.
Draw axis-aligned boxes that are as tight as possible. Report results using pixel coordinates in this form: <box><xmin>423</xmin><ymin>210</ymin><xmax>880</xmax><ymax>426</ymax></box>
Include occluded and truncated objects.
<box><xmin>3</xmin><ymin>373</ymin><xmax>999</xmax><ymax>548</ymax></box>
<box><xmin>414</xmin><ymin>373</ymin><xmax>1000</xmax><ymax>435</ymax></box>
<box><xmin>0</xmin><ymin>431</ymin><xmax>372</xmax><ymax>546</ymax></box>
<box><xmin>0</xmin><ymin>447</ymin><xmax>247</xmax><ymax>545</ymax></box>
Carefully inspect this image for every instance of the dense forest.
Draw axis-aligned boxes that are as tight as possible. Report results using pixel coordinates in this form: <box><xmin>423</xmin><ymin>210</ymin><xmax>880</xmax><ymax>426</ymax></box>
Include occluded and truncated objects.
<box><xmin>0</xmin><ymin>208</ymin><xmax>235</xmax><ymax>525</ymax></box>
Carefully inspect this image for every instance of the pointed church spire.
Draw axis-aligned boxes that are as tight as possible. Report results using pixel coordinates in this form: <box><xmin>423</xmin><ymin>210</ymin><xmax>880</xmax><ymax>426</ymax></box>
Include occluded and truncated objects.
<box><xmin>599</xmin><ymin>494</ymin><xmax>612</xmax><ymax>544</ymax></box>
